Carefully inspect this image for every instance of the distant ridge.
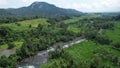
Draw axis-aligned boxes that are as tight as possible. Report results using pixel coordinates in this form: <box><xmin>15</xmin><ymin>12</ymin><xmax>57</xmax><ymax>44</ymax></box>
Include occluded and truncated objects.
<box><xmin>0</xmin><ymin>2</ymin><xmax>82</xmax><ymax>18</ymax></box>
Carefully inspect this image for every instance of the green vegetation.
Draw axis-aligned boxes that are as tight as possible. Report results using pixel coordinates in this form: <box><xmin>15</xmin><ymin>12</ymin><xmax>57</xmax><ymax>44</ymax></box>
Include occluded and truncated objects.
<box><xmin>0</xmin><ymin>14</ymin><xmax>120</xmax><ymax>68</ymax></box>
<box><xmin>7</xmin><ymin>42</ymin><xmax>15</xmax><ymax>49</ymax></box>
<box><xmin>0</xmin><ymin>16</ymin><xmax>84</xmax><ymax>68</ymax></box>
<box><xmin>41</xmin><ymin>40</ymin><xmax>120</xmax><ymax>68</ymax></box>
<box><xmin>0</xmin><ymin>18</ymin><xmax>48</xmax><ymax>31</ymax></box>
<box><xmin>105</xmin><ymin>21</ymin><xmax>120</xmax><ymax>42</ymax></box>
<box><xmin>0</xmin><ymin>44</ymin><xmax>8</xmax><ymax>49</ymax></box>
<box><xmin>41</xmin><ymin>15</ymin><xmax>120</xmax><ymax>68</ymax></box>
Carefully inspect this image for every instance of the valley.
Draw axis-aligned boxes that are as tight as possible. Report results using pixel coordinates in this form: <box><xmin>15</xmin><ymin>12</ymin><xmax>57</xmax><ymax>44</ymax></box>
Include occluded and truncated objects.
<box><xmin>0</xmin><ymin>1</ymin><xmax>120</xmax><ymax>68</ymax></box>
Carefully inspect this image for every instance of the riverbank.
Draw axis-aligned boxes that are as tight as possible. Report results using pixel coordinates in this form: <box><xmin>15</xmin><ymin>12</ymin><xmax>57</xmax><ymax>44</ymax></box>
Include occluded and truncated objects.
<box><xmin>18</xmin><ymin>37</ymin><xmax>85</xmax><ymax>68</ymax></box>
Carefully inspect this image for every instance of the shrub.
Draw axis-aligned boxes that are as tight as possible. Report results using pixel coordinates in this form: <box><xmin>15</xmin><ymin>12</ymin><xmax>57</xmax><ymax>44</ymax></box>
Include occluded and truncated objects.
<box><xmin>8</xmin><ymin>42</ymin><xmax>15</xmax><ymax>49</ymax></box>
<box><xmin>112</xmin><ymin>41</ymin><xmax>120</xmax><ymax>49</ymax></box>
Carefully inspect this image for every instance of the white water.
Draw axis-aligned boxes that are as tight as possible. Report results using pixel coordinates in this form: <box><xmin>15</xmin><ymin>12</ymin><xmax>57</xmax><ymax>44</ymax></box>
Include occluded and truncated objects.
<box><xmin>37</xmin><ymin>39</ymin><xmax>85</xmax><ymax>56</ymax></box>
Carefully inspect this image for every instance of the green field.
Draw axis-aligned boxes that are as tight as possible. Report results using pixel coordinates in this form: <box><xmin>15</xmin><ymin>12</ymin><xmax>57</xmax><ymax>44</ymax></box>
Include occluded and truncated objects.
<box><xmin>0</xmin><ymin>16</ymin><xmax>84</xmax><ymax>57</ymax></box>
<box><xmin>0</xmin><ymin>19</ymin><xmax>47</xmax><ymax>55</ymax></box>
<box><xmin>64</xmin><ymin>17</ymin><xmax>82</xmax><ymax>24</ymax></box>
<box><xmin>0</xmin><ymin>18</ymin><xmax>48</xmax><ymax>31</ymax></box>
<box><xmin>105</xmin><ymin>21</ymin><xmax>120</xmax><ymax>42</ymax></box>
<box><xmin>64</xmin><ymin>14</ymin><xmax>102</xmax><ymax>24</ymax></box>
<box><xmin>41</xmin><ymin>40</ymin><xmax>120</xmax><ymax>68</ymax></box>
<box><xmin>0</xmin><ymin>14</ymin><xmax>101</xmax><ymax>31</ymax></box>
<box><xmin>0</xmin><ymin>15</ymin><xmax>119</xmax><ymax>68</ymax></box>
<box><xmin>67</xmin><ymin>26</ymin><xmax>80</xmax><ymax>33</ymax></box>
<box><xmin>0</xmin><ymin>18</ymin><xmax>47</xmax><ymax>57</ymax></box>
<box><xmin>0</xmin><ymin>15</ymin><xmax>106</xmax><ymax>57</ymax></box>
<box><xmin>41</xmin><ymin>21</ymin><xmax>120</xmax><ymax>68</ymax></box>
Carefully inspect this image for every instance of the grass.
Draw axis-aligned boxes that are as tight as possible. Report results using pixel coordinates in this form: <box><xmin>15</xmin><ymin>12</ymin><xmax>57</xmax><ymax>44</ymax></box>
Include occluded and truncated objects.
<box><xmin>104</xmin><ymin>21</ymin><xmax>120</xmax><ymax>42</ymax></box>
<box><xmin>66</xmin><ymin>40</ymin><xmax>120</xmax><ymax>60</ymax></box>
<box><xmin>64</xmin><ymin>17</ymin><xmax>82</xmax><ymax>24</ymax></box>
<box><xmin>0</xmin><ymin>44</ymin><xmax>8</xmax><ymax>49</ymax></box>
<box><xmin>0</xmin><ymin>41</ymin><xmax>23</xmax><ymax>50</ymax></box>
<box><xmin>64</xmin><ymin>14</ymin><xmax>102</xmax><ymax>24</ymax></box>
<box><xmin>41</xmin><ymin>40</ymin><xmax>120</xmax><ymax>68</ymax></box>
<box><xmin>80</xmin><ymin>14</ymin><xmax>103</xmax><ymax>19</ymax></box>
<box><xmin>0</xmin><ymin>18</ymin><xmax>48</xmax><ymax>31</ymax></box>
<box><xmin>67</xmin><ymin>26</ymin><xmax>80</xmax><ymax>33</ymax></box>
<box><xmin>13</xmin><ymin>41</ymin><xmax>23</xmax><ymax>49</ymax></box>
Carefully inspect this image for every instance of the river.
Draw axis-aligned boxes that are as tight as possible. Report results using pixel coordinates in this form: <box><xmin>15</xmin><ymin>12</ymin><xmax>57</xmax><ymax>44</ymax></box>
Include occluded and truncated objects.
<box><xmin>18</xmin><ymin>37</ymin><xmax>86</xmax><ymax>68</ymax></box>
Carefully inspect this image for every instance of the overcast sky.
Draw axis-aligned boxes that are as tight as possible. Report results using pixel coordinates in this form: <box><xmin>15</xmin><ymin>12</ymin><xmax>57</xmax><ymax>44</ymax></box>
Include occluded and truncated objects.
<box><xmin>0</xmin><ymin>0</ymin><xmax>120</xmax><ymax>12</ymax></box>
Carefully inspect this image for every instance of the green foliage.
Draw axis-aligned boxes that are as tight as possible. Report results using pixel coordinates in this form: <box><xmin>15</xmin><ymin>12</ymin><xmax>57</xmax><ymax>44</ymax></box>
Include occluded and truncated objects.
<box><xmin>112</xmin><ymin>41</ymin><xmax>120</xmax><ymax>50</ymax></box>
<box><xmin>0</xmin><ymin>55</ymin><xmax>17</xmax><ymax>68</ymax></box>
<box><xmin>41</xmin><ymin>40</ymin><xmax>120</xmax><ymax>68</ymax></box>
<box><xmin>95</xmin><ymin>34</ymin><xmax>111</xmax><ymax>45</ymax></box>
<box><xmin>114</xmin><ymin>15</ymin><xmax>120</xmax><ymax>20</ymax></box>
<box><xmin>47</xmin><ymin>16</ymin><xmax>71</xmax><ymax>24</ymax></box>
<box><xmin>0</xmin><ymin>27</ymin><xmax>15</xmax><ymax>45</ymax></box>
<box><xmin>85</xmin><ymin>29</ymin><xmax>97</xmax><ymax>40</ymax></box>
<box><xmin>7</xmin><ymin>42</ymin><xmax>15</xmax><ymax>49</ymax></box>
<box><xmin>105</xmin><ymin>21</ymin><xmax>120</xmax><ymax>42</ymax></box>
<box><xmin>0</xmin><ymin>26</ymin><xmax>12</xmax><ymax>37</ymax></box>
<box><xmin>49</xmin><ymin>46</ymin><xmax>63</xmax><ymax>59</ymax></box>
<box><xmin>0</xmin><ymin>18</ymin><xmax>48</xmax><ymax>31</ymax></box>
<box><xmin>0</xmin><ymin>14</ymin><xmax>119</xmax><ymax>68</ymax></box>
<box><xmin>29</xmin><ymin>24</ymin><xmax>32</xmax><ymax>28</ymax></box>
<box><xmin>0</xmin><ymin>15</ymin><xmax>41</xmax><ymax>24</ymax></box>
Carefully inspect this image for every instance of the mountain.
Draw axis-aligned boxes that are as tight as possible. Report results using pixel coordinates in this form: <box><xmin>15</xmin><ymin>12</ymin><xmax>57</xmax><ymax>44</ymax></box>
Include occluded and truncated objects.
<box><xmin>0</xmin><ymin>9</ymin><xmax>16</xmax><ymax>17</ymax></box>
<box><xmin>1</xmin><ymin>2</ymin><xmax>82</xmax><ymax>18</ymax></box>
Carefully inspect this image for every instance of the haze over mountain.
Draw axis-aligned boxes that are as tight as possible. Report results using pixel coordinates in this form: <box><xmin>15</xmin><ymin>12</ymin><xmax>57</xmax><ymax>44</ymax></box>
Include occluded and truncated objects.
<box><xmin>0</xmin><ymin>2</ymin><xmax>82</xmax><ymax>17</ymax></box>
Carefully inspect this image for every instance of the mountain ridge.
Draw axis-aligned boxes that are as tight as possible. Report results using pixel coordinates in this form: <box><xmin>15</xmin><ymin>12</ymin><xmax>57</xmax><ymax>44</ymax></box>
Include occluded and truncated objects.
<box><xmin>0</xmin><ymin>2</ymin><xmax>82</xmax><ymax>18</ymax></box>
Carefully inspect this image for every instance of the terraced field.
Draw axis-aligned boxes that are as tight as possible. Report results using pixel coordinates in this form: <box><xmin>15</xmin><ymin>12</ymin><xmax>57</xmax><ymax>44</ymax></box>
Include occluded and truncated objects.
<box><xmin>0</xmin><ymin>18</ymin><xmax>48</xmax><ymax>31</ymax></box>
<box><xmin>41</xmin><ymin>21</ymin><xmax>120</xmax><ymax>68</ymax></box>
<box><xmin>41</xmin><ymin>40</ymin><xmax>120</xmax><ymax>68</ymax></box>
<box><xmin>105</xmin><ymin>21</ymin><xmax>120</xmax><ymax>42</ymax></box>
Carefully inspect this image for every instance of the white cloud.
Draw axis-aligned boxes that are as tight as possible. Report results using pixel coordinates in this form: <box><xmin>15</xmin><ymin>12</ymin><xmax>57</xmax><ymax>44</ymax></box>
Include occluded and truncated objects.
<box><xmin>71</xmin><ymin>0</ymin><xmax>120</xmax><ymax>12</ymax></box>
<box><xmin>0</xmin><ymin>0</ymin><xmax>120</xmax><ymax>12</ymax></box>
<box><xmin>56</xmin><ymin>0</ymin><xmax>120</xmax><ymax>12</ymax></box>
<box><xmin>0</xmin><ymin>0</ymin><xmax>8</xmax><ymax>8</ymax></box>
<box><xmin>22</xmin><ymin>0</ymin><xmax>36</xmax><ymax>3</ymax></box>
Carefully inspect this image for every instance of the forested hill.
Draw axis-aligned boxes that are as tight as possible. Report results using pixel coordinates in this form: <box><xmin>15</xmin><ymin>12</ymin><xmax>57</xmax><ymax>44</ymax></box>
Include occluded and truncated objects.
<box><xmin>0</xmin><ymin>9</ymin><xmax>16</xmax><ymax>17</ymax></box>
<box><xmin>0</xmin><ymin>2</ymin><xmax>82</xmax><ymax>18</ymax></box>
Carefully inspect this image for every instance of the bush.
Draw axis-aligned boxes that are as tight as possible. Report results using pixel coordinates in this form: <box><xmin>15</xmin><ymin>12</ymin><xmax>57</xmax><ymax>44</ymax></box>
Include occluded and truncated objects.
<box><xmin>95</xmin><ymin>35</ymin><xmax>111</xmax><ymax>45</ymax></box>
<box><xmin>112</xmin><ymin>41</ymin><xmax>120</xmax><ymax>49</ymax></box>
<box><xmin>8</xmin><ymin>42</ymin><xmax>15</xmax><ymax>49</ymax></box>
<box><xmin>49</xmin><ymin>46</ymin><xmax>63</xmax><ymax>59</ymax></box>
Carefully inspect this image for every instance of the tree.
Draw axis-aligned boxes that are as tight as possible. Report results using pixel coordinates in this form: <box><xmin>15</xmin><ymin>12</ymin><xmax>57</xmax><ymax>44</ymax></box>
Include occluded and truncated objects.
<box><xmin>90</xmin><ymin>55</ymin><xmax>102</xmax><ymax>68</ymax></box>
<box><xmin>8</xmin><ymin>42</ymin><xmax>15</xmax><ymax>49</ymax></box>
<box><xmin>49</xmin><ymin>45</ymin><xmax>63</xmax><ymax>59</ymax></box>
<box><xmin>0</xmin><ymin>37</ymin><xmax>4</xmax><ymax>45</ymax></box>
<box><xmin>95</xmin><ymin>34</ymin><xmax>111</xmax><ymax>45</ymax></box>
<box><xmin>29</xmin><ymin>24</ymin><xmax>32</xmax><ymax>28</ymax></box>
<box><xmin>85</xmin><ymin>30</ymin><xmax>97</xmax><ymax>40</ymax></box>
<box><xmin>0</xmin><ymin>56</ymin><xmax>9</xmax><ymax>68</ymax></box>
<box><xmin>0</xmin><ymin>27</ymin><xmax>12</xmax><ymax>37</ymax></box>
<box><xmin>112</xmin><ymin>41</ymin><xmax>120</xmax><ymax>49</ymax></box>
<box><xmin>37</xmin><ymin>24</ymin><xmax>44</xmax><ymax>31</ymax></box>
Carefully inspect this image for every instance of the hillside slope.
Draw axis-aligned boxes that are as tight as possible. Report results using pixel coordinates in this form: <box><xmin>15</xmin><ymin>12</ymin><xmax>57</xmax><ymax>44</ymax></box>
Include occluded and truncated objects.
<box><xmin>1</xmin><ymin>2</ymin><xmax>82</xmax><ymax>18</ymax></box>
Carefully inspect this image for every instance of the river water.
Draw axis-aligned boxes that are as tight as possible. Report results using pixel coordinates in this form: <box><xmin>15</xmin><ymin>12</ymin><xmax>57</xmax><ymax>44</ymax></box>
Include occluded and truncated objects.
<box><xmin>18</xmin><ymin>37</ymin><xmax>85</xmax><ymax>68</ymax></box>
